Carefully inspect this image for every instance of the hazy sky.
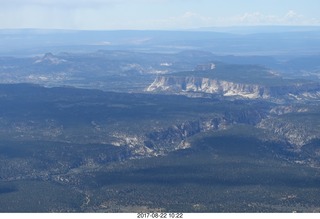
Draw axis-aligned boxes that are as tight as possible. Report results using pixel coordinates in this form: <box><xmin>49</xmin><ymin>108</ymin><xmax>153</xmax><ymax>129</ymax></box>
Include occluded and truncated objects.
<box><xmin>0</xmin><ymin>0</ymin><xmax>319</xmax><ymax>30</ymax></box>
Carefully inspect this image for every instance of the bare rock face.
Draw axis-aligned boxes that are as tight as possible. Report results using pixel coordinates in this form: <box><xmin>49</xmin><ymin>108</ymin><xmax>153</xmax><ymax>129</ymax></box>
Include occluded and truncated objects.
<box><xmin>257</xmin><ymin>117</ymin><xmax>319</xmax><ymax>150</ymax></box>
<box><xmin>146</xmin><ymin>76</ymin><xmax>269</xmax><ymax>99</ymax></box>
<box><xmin>146</xmin><ymin>75</ymin><xmax>320</xmax><ymax>100</ymax></box>
<box><xmin>34</xmin><ymin>52</ymin><xmax>66</xmax><ymax>65</ymax></box>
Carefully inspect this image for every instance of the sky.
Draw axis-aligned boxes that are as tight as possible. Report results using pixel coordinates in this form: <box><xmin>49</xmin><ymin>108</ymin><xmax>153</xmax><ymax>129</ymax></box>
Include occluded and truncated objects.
<box><xmin>0</xmin><ymin>0</ymin><xmax>319</xmax><ymax>30</ymax></box>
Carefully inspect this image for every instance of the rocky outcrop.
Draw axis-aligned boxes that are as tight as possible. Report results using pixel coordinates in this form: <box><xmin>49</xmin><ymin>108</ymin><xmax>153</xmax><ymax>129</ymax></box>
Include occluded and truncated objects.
<box><xmin>143</xmin><ymin>108</ymin><xmax>267</xmax><ymax>155</ymax></box>
<box><xmin>146</xmin><ymin>76</ymin><xmax>269</xmax><ymax>99</ymax></box>
<box><xmin>257</xmin><ymin>117</ymin><xmax>319</xmax><ymax>150</ymax></box>
<box><xmin>143</xmin><ymin>117</ymin><xmax>229</xmax><ymax>155</ymax></box>
<box><xmin>34</xmin><ymin>53</ymin><xmax>66</xmax><ymax>65</ymax></box>
<box><xmin>146</xmin><ymin>75</ymin><xmax>320</xmax><ymax>100</ymax></box>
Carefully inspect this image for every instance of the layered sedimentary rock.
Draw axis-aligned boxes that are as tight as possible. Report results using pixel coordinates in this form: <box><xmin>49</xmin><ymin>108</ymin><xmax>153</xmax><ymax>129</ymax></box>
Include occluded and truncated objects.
<box><xmin>146</xmin><ymin>75</ymin><xmax>320</xmax><ymax>100</ymax></box>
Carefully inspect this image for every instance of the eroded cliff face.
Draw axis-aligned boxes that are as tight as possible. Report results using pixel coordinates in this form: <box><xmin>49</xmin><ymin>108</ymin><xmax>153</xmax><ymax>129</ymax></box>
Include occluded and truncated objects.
<box><xmin>257</xmin><ymin>117</ymin><xmax>320</xmax><ymax>150</ymax></box>
<box><xmin>119</xmin><ymin>108</ymin><xmax>268</xmax><ymax>157</ymax></box>
<box><xmin>146</xmin><ymin>75</ymin><xmax>320</xmax><ymax>100</ymax></box>
<box><xmin>146</xmin><ymin>76</ymin><xmax>269</xmax><ymax>99</ymax></box>
<box><xmin>144</xmin><ymin>116</ymin><xmax>230</xmax><ymax>154</ymax></box>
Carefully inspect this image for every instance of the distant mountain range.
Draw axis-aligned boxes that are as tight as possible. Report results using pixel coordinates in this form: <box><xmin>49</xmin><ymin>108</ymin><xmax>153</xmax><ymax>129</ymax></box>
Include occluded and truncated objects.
<box><xmin>1</xmin><ymin>26</ymin><xmax>320</xmax><ymax>56</ymax></box>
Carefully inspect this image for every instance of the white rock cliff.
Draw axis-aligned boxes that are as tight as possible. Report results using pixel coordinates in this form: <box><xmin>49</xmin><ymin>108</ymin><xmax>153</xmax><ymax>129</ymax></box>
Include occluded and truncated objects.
<box><xmin>146</xmin><ymin>76</ymin><xmax>270</xmax><ymax>99</ymax></box>
<box><xmin>146</xmin><ymin>75</ymin><xmax>320</xmax><ymax>100</ymax></box>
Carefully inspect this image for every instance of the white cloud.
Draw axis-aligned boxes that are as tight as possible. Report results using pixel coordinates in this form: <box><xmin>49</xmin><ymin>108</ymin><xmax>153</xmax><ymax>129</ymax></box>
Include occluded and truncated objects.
<box><xmin>135</xmin><ymin>10</ymin><xmax>320</xmax><ymax>30</ymax></box>
<box><xmin>221</xmin><ymin>10</ymin><xmax>319</xmax><ymax>26</ymax></box>
<box><xmin>141</xmin><ymin>11</ymin><xmax>213</xmax><ymax>29</ymax></box>
<box><xmin>176</xmin><ymin>12</ymin><xmax>213</xmax><ymax>27</ymax></box>
<box><xmin>283</xmin><ymin>10</ymin><xmax>304</xmax><ymax>24</ymax></box>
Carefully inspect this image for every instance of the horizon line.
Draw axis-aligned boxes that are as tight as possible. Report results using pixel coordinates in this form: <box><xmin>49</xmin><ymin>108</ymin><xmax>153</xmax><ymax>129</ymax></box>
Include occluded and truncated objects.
<box><xmin>1</xmin><ymin>25</ymin><xmax>320</xmax><ymax>32</ymax></box>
